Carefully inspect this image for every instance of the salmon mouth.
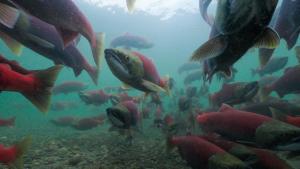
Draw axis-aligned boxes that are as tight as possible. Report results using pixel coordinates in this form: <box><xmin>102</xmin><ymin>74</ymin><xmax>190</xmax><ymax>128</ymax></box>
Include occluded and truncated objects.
<box><xmin>106</xmin><ymin>107</ymin><xmax>126</xmax><ymax>128</ymax></box>
<box><xmin>105</xmin><ymin>49</ymin><xmax>131</xmax><ymax>79</ymax></box>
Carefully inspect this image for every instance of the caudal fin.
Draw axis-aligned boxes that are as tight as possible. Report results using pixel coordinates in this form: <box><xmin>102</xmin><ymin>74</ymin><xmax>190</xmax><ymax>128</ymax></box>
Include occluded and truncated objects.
<box><xmin>91</xmin><ymin>32</ymin><xmax>105</xmax><ymax>70</ymax></box>
<box><xmin>23</xmin><ymin>65</ymin><xmax>63</xmax><ymax>113</ymax></box>
<box><xmin>84</xmin><ymin>64</ymin><xmax>99</xmax><ymax>85</ymax></box>
<box><xmin>9</xmin><ymin>136</ymin><xmax>32</xmax><ymax>169</ymax></box>
<box><xmin>126</xmin><ymin>0</ymin><xmax>136</xmax><ymax>12</ymax></box>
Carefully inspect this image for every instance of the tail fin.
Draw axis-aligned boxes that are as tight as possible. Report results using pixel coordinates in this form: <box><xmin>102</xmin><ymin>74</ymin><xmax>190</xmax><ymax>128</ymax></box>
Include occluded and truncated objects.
<box><xmin>23</xmin><ymin>65</ymin><xmax>63</xmax><ymax>113</ymax></box>
<box><xmin>95</xmin><ymin>32</ymin><xmax>105</xmax><ymax>68</ymax></box>
<box><xmin>92</xmin><ymin>32</ymin><xmax>105</xmax><ymax>70</ymax></box>
<box><xmin>126</xmin><ymin>0</ymin><xmax>136</xmax><ymax>13</ymax></box>
<box><xmin>84</xmin><ymin>63</ymin><xmax>99</xmax><ymax>85</ymax></box>
<box><xmin>10</xmin><ymin>136</ymin><xmax>32</xmax><ymax>169</ymax></box>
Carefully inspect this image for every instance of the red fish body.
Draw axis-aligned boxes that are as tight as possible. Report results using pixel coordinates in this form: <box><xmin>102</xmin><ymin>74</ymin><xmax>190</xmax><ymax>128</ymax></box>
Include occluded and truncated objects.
<box><xmin>11</xmin><ymin>0</ymin><xmax>101</xmax><ymax>67</ymax></box>
<box><xmin>72</xmin><ymin>117</ymin><xmax>104</xmax><ymax>130</ymax></box>
<box><xmin>0</xmin><ymin>4</ymin><xmax>98</xmax><ymax>84</ymax></box>
<box><xmin>0</xmin><ymin>55</ymin><xmax>31</xmax><ymax>74</ymax></box>
<box><xmin>201</xmin><ymin>135</ymin><xmax>293</xmax><ymax>169</ymax></box>
<box><xmin>0</xmin><ymin>144</ymin><xmax>18</xmax><ymax>165</ymax></box>
<box><xmin>197</xmin><ymin>104</ymin><xmax>272</xmax><ymax>141</ymax></box>
<box><xmin>168</xmin><ymin>136</ymin><xmax>247</xmax><ymax>169</ymax></box>
<box><xmin>79</xmin><ymin>90</ymin><xmax>111</xmax><ymax>106</ymax></box>
<box><xmin>133</xmin><ymin>51</ymin><xmax>168</xmax><ymax>91</ymax></box>
<box><xmin>210</xmin><ymin>82</ymin><xmax>258</xmax><ymax>107</ymax></box>
<box><xmin>110</xmin><ymin>33</ymin><xmax>153</xmax><ymax>50</ymax></box>
<box><xmin>0</xmin><ymin>117</ymin><xmax>15</xmax><ymax>127</ymax></box>
<box><xmin>105</xmin><ymin>49</ymin><xmax>169</xmax><ymax>94</ymax></box>
<box><xmin>0</xmin><ymin>63</ymin><xmax>62</xmax><ymax>112</ymax></box>
<box><xmin>52</xmin><ymin>81</ymin><xmax>87</xmax><ymax>95</ymax></box>
<box><xmin>50</xmin><ymin>116</ymin><xmax>76</xmax><ymax>127</ymax></box>
<box><xmin>107</xmin><ymin>100</ymin><xmax>140</xmax><ymax>129</ymax></box>
<box><xmin>50</xmin><ymin>101</ymin><xmax>78</xmax><ymax>111</ymax></box>
<box><xmin>0</xmin><ymin>136</ymin><xmax>31</xmax><ymax>168</ymax></box>
<box><xmin>265</xmin><ymin>66</ymin><xmax>300</xmax><ymax>97</ymax></box>
<box><xmin>198</xmin><ymin>104</ymin><xmax>300</xmax><ymax>150</ymax></box>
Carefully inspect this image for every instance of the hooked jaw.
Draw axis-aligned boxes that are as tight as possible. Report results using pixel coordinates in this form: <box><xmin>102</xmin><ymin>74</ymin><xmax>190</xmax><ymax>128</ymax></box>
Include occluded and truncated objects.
<box><xmin>105</xmin><ymin>49</ymin><xmax>132</xmax><ymax>80</ymax></box>
<box><xmin>106</xmin><ymin>107</ymin><xmax>126</xmax><ymax>128</ymax></box>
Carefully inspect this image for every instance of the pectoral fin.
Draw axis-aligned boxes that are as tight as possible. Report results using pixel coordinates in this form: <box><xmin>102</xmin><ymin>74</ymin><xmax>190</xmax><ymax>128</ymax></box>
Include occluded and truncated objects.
<box><xmin>26</xmin><ymin>33</ymin><xmax>55</xmax><ymax>49</ymax></box>
<box><xmin>142</xmin><ymin>79</ymin><xmax>166</xmax><ymax>93</ymax></box>
<box><xmin>0</xmin><ymin>31</ymin><xmax>23</xmax><ymax>56</ymax></box>
<box><xmin>254</xmin><ymin>28</ymin><xmax>280</xmax><ymax>49</ymax></box>
<box><xmin>190</xmin><ymin>35</ymin><xmax>227</xmax><ymax>61</ymax></box>
<box><xmin>121</xmin><ymin>83</ymin><xmax>132</xmax><ymax>90</ymax></box>
<box><xmin>0</xmin><ymin>3</ymin><xmax>20</xmax><ymax>28</ymax></box>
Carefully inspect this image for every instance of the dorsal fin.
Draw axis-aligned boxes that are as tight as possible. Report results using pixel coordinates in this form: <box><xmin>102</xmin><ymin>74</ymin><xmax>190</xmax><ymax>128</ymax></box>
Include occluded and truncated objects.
<box><xmin>218</xmin><ymin>104</ymin><xmax>234</xmax><ymax>112</ymax></box>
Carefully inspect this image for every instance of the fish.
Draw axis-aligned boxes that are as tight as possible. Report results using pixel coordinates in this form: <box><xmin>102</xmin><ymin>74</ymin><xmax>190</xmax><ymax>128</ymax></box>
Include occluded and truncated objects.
<box><xmin>0</xmin><ymin>62</ymin><xmax>62</xmax><ymax>113</ymax></box>
<box><xmin>191</xmin><ymin>0</ymin><xmax>279</xmax><ymax>81</ymax></box>
<box><xmin>79</xmin><ymin>90</ymin><xmax>111</xmax><ymax>106</ymax></box>
<box><xmin>201</xmin><ymin>135</ymin><xmax>294</xmax><ymax>169</ymax></box>
<box><xmin>239</xmin><ymin>102</ymin><xmax>273</xmax><ymax>117</ymax></box>
<box><xmin>126</xmin><ymin>0</ymin><xmax>136</xmax><ymax>12</ymax></box>
<box><xmin>258</xmin><ymin>75</ymin><xmax>279</xmax><ymax>88</ymax></box>
<box><xmin>177</xmin><ymin>62</ymin><xmax>201</xmax><ymax>74</ymax></box>
<box><xmin>259</xmin><ymin>0</ymin><xmax>300</xmax><ymax>67</ymax></box>
<box><xmin>167</xmin><ymin>135</ymin><xmax>248</xmax><ymax>169</ymax></box>
<box><xmin>72</xmin><ymin>116</ymin><xmax>105</xmax><ymax>130</ymax></box>
<box><xmin>262</xmin><ymin>65</ymin><xmax>300</xmax><ymax>98</ymax></box>
<box><xmin>209</xmin><ymin>81</ymin><xmax>259</xmax><ymax>108</ymax></box>
<box><xmin>0</xmin><ymin>117</ymin><xmax>15</xmax><ymax>127</ymax></box>
<box><xmin>251</xmin><ymin>56</ymin><xmax>288</xmax><ymax>77</ymax></box>
<box><xmin>0</xmin><ymin>3</ymin><xmax>99</xmax><ymax>84</ymax></box>
<box><xmin>0</xmin><ymin>54</ymin><xmax>32</xmax><ymax>74</ymax></box>
<box><xmin>266</xmin><ymin>99</ymin><xmax>300</xmax><ymax>116</ymax></box>
<box><xmin>110</xmin><ymin>92</ymin><xmax>140</xmax><ymax>105</ymax></box>
<box><xmin>295</xmin><ymin>46</ymin><xmax>300</xmax><ymax>63</ymax></box>
<box><xmin>197</xmin><ymin>104</ymin><xmax>300</xmax><ymax>151</ymax></box>
<box><xmin>105</xmin><ymin>49</ymin><xmax>170</xmax><ymax>95</ymax></box>
<box><xmin>9</xmin><ymin>0</ymin><xmax>103</xmax><ymax>68</ymax></box>
<box><xmin>0</xmin><ymin>136</ymin><xmax>31</xmax><ymax>169</ymax></box>
<box><xmin>258</xmin><ymin>48</ymin><xmax>275</xmax><ymax>68</ymax></box>
<box><xmin>50</xmin><ymin>116</ymin><xmax>76</xmax><ymax>127</ymax></box>
<box><xmin>110</xmin><ymin>33</ymin><xmax>153</xmax><ymax>50</ymax></box>
<box><xmin>50</xmin><ymin>101</ymin><xmax>78</xmax><ymax>111</ymax></box>
<box><xmin>106</xmin><ymin>100</ymin><xmax>140</xmax><ymax>130</ymax></box>
<box><xmin>199</xmin><ymin>0</ymin><xmax>213</xmax><ymax>26</ymax></box>
<box><xmin>106</xmin><ymin>100</ymin><xmax>140</xmax><ymax>142</ymax></box>
<box><xmin>183</xmin><ymin>70</ymin><xmax>203</xmax><ymax>85</ymax></box>
<box><xmin>271</xmin><ymin>109</ymin><xmax>300</xmax><ymax>128</ymax></box>
<box><xmin>272</xmin><ymin>0</ymin><xmax>300</xmax><ymax>50</ymax></box>
<box><xmin>52</xmin><ymin>81</ymin><xmax>88</xmax><ymax>95</ymax></box>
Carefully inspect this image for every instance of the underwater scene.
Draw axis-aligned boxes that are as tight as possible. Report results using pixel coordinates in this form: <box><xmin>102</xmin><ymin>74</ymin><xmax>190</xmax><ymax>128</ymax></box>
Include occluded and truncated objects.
<box><xmin>0</xmin><ymin>0</ymin><xmax>300</xmax><ymax>168</ymax></box>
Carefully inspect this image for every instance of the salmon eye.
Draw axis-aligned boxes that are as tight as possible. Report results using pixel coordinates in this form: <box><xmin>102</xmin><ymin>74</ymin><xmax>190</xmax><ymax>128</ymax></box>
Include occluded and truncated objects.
<box><xmin>125</xmin><ymin>56</ymin><xmax>130</xmax><ymax>61</ymax></box>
